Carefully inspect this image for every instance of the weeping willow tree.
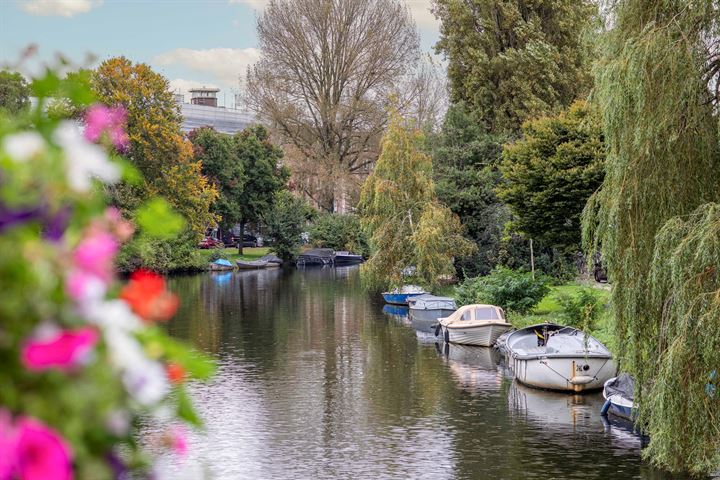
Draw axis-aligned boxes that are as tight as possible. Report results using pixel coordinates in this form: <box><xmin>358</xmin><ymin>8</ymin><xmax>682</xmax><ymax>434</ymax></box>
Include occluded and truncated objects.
<box><xmin>584</xmin><ymin>0</ymin><xmax>720</xmax><ymax>474</ymax></box>
<box><xmin>358</xmin><ymin>114</ymin><xmax>475</xmax><ymax>291</ymax></box>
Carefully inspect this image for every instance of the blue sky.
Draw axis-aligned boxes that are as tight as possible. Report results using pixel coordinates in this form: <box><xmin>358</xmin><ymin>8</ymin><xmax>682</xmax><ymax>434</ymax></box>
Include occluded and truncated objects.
<box><xmin>0</xmin><ymin>0</ymin><xmax>440</xmax><ymax>107</ymax></box>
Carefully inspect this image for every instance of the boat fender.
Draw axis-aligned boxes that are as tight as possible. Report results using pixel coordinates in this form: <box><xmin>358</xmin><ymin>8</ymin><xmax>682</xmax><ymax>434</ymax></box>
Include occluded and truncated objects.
<box><xmin>444</xmin><ymin>327</ymin><xmax>450</xmax><ymax>343</ymax></box>
<box><xmin>570</xmin><ymin>375</ymin><xmax>594</xmax><ymax>385</ymax></box>
<box><xmin>600</xmin><ymin>398</ymin><xmax>612</xmax><ymax>417</ymax></box>
<box><xmin>433</xmin><ymin>323</ymin><xmax>441</xmax><ymax>337</ymax></box>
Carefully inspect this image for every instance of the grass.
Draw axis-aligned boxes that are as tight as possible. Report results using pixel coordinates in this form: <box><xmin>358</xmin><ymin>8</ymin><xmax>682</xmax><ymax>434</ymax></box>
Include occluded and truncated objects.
<box><xmin>198</xmin><ymin>247</ymin><xmax>271</xmax><ymax>262</ymax></box>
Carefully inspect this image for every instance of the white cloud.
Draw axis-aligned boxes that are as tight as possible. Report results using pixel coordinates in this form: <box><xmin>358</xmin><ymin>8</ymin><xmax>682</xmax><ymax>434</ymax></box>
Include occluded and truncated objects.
<box><xmin>18</xmin><ymin>0</ymin><xmax>102</xmax><ymax>17</ymax></box>
<box><xmin>167</xmin><ymin>78</ymin><xmax>221</xmax><ymax>103</ymax></box>
<box><xmin>154</xmin><ymin>48</ymin><xmax>260</xmax><ymax>89</ymax></box>
<box><xmin>228</xmin><ymin>0</ymin><xmax>438</xmax><ymax>30</ymax></box>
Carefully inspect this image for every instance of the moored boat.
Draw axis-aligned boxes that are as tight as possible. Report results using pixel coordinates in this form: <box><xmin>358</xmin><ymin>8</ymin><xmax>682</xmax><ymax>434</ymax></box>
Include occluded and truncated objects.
<box><xmin>507</xmin><ymin>323</ymin><xmax>616</xmax><ymax>393</ymax></box>
<box><xmin>259</xmin><ymin>254</ymin><xmax>283</xmax><ymax>266</ymax></box>
<box><xmin>408</xmin><ymin>294</ymin><xmax>456</xmax><ymax>321</ymax></box>
<box><xmin>334</xmin><ymin>251</ymin><xmax>364</xmax><ymax>265</ymax></box>
<box><xmin>236</xmin><ymin>259</ymin><xmax>269</xmax><ymax>269</ymax></box>
<box><xmin>601</xmin><ymin>373</ymin><xmax>636</xmax><ymax>421</ymax></box>
<box><xmin>381</xmin><ymin>285</ymin><xmax>426</xmax><ymax>305</ymax></box>
<box><xmin>436</xmin><ymin>304</ymin><xmax>512</xmax><ymax>347</ymax></box>
<box><xmin>209</xmin><ymin>259</ymin><xmax>234</xmax><ymax>271</ymax></box>
<box><xmin>297</xmin><ymin>248</ymin><xmax>335</xmax><ymax>266</ymax></box>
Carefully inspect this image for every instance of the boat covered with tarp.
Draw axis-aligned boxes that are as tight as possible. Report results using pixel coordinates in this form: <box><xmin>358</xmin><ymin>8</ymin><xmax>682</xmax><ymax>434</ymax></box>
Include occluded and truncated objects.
<box><xmin>408</xmin><ymin>294</ymin><xmax>457</xmax><ymax>321</ymax></box>
<box><xmin>209</xmin><ymin>258</ymin><xmax>234</xmax><ymax>271</ymax></box>
<box><xmin>601</xmin><ymin>373</ymin><xmax>636</xmax><ymax>421</ymax></box>
<box><xmin>259</xmin><ymin>254</ymin><xmax>283</xmax><ymax>266</ymax></box>
<box><xmin>236</xmin><ymin>259</ymin><xmax>269</xmax><ymax>269</ymax></box>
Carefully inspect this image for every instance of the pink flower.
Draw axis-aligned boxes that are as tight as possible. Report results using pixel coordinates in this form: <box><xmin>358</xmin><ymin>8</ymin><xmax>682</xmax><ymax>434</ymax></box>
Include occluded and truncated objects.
<box><xmin>72</xmin><ymin>229</ymin><xmax>118</xmax><ymax>283</ymax></box>
<box><xmin>15</xmin><ymin>417</ymin><xmax>73</xmax><ymax>480</ymax></box>
<box><xmin>169</xmin><ymin>426</ymin><xmax>188</xmax><ymax>457</ymax></box>
<box><xmin>67</xmin><ymin>269</ymin><xmax>106</xmax><ymax>303</ymax></box>
<box><xmin>84</xmin><ymin>104</ymin><xmax>129</xmax><ymax>151</ymax></box>
<box><xmin>21</xmin><ymin>327</ymin><xmax>98</xmax><ymax>372</ymax></box>
<box><xmin>0</xmin><ymin>412</ymin><xmax>73</xmax><ymax>480</ymax></box>
<box><xmin>0</xmin><ymin>411</ymin><xmax>17</xmax><ymax>480</ymax></box>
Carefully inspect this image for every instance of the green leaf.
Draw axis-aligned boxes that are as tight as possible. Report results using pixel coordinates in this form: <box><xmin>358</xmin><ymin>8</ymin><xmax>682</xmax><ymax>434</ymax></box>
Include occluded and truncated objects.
<box><xmin>135</xmin><ymin>198</ymin><xmax>185</xmax><ymax>239</ymax></box>
<box><xmin>30</xmin><ymin>69</ymin><xmax>60</xmax><ymax>98</ymax></box>
<box><xmin>176</xmin><ymin>385</ymin><xmax>202</xmax><ymax>427</ymax></box>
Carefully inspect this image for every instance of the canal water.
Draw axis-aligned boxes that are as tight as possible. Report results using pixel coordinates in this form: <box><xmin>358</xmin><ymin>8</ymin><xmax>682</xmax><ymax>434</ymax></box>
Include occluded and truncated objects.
<box><xmin>158</xmin><ymin>266</ymin><xmax>693</xmax><ymax>480</ymax></box>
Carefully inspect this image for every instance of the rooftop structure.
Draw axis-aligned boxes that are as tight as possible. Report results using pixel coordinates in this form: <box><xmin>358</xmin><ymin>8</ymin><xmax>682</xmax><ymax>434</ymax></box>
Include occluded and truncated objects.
<box><xmin>189</xmin><ymin>87</ymin><xmax>220</xmax><ymax>107</ymax></box>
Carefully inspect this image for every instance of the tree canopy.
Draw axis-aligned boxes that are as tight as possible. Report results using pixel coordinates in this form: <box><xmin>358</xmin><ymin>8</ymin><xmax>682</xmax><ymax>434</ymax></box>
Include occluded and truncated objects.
<box><xmin>499</xmin><ymin>101</ymin><xmax>605</xmax><ymax>255</ymax></box>
<box><xmin>0</xmin><ymin>70</ymin><xmax>30</xmax><ymax>114</ymax></box>
<box><xmin>247</xmin><ymin>0</ymin><xmax>420</xmax><ymax>211</ymax></box>
<box><xmin>433</xmin><ymin>0</ymin><xmax>596</xmax><ymax>134</ymax></box>
<box><xmin>92</xmin><ymin>57</ymin><xmax>218</xmax><ymax>236</ymax></box>
<box><xmin>359</xmin><ymin>114</ymin><xmax>475</xmax><ymax>290</ymax></box>
<box><xmin>584</xmin><ymin>0</ymin><xmax>720</xmax><ymax>473</ymax></box>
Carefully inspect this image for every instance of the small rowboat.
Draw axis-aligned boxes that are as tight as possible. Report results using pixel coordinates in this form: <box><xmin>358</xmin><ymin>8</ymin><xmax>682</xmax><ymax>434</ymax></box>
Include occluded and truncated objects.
<box><xmin>408</xmin><ymin>294</ymin><xmax>456</xmax><ymax>321</ymax></box>
<box><xmin>236</xmin><ymin>259</ymin><xmax>269</xmax><ymax>270</ymax></box>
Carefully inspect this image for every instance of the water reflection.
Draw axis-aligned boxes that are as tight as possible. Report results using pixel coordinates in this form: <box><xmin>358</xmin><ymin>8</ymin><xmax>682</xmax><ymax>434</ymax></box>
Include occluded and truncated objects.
<box><xmin>156</xmin><ymin>267</ymin><xmax>698</xmax><ymax>480</ymax></box>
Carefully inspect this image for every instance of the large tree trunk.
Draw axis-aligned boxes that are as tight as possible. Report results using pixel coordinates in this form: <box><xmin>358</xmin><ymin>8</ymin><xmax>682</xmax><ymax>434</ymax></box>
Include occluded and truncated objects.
<box><xmin>237</xmin><ymin>221</ymin><xmax>245</xmax><ymax>255</ymax></box>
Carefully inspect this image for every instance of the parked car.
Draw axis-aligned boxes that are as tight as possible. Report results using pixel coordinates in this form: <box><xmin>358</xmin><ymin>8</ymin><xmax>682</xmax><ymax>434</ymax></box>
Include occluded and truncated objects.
<box><xmin>198</xmin><ymin>237</ymin><xmax>224</xmax><ymax>249</ymax></box>
<box><xmin>242</xmin><ymin>234</ymin><xmax>258</xmax><ymax>248</ymax></box>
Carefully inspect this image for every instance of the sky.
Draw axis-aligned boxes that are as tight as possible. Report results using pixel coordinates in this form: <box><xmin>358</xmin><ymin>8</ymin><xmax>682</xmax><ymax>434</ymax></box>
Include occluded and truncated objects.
<box><xmin>0</xmin><ymin>0</ymin><xmax>441</xmax><ymax>107</ymax></box>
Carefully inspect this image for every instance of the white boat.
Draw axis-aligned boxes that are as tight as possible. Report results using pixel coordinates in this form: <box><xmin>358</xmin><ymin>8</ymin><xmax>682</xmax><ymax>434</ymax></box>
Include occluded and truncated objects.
<box><xmin>601</xmin><ymin>374</ymin><xmax>636</xmax><ymax>422</ymax></box>
<box><xmin>408</xmin><ymin>294</ymin><xmax>456</xmax><ymax>321</ymax></box>
<box><xmin>436</xmin><ymin>304</ymin><xmax>512</xmax><ymax>347</ymax></box>
<box><xmin>507</xmin><ymin>323</ymin><xmax>616</xmax><ymax>393</ymax></box>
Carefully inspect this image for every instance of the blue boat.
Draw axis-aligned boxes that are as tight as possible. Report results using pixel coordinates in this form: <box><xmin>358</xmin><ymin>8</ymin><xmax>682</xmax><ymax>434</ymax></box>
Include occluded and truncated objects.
<box><xmin>209</xmin><ymin>258</ymin><xmax>234</xmax><ymax>271</ymax></box>
<box><xmin>381</xmin><ymin>285</ymin><xmax>426</xmax><ymax>305</ymax></box>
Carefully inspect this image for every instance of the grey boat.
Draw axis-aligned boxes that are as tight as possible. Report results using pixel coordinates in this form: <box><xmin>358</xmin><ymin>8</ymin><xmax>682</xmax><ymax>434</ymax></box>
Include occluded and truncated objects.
<box><xmin>408</xmin><ymin>294</ymin><xmax>457</xmax><ymax>321</ymax></box>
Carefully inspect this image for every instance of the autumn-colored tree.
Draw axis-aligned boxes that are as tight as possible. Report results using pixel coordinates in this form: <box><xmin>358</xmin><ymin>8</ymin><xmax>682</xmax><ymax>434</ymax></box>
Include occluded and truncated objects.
<box><xmin>359</xmin><ymin>114</ymin><xmax>475</xmax><ymax>290</ymax></box>
<box><xmin>92</xmin><ymin>57</ymin><xmax>217</xmax><ymax>235</ymax></box>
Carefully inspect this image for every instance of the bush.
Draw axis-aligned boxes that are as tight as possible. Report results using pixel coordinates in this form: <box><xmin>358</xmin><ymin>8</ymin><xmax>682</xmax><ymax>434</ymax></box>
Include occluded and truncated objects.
<box><xmin>264</xmin><ymin>191</ymin><xmax>314</xmax><ymax>261</ymax></box>
<box><xmin>308</xmin><ymin>213</ymin><xmax>369</xmax><ymax>257</ymax></box>
<box><xmin>556</xmin><ymin>287</ymin><xmax>602</xmax><ymax>330</ymax></box>
<box><xmin>116</xmin><ymin>230</ymin><xmax>208</xmax><ymax>273</ymax></box>
<box><xmin>455</xmin><ymin>266</ymin><xmax>550</xmax><ymax>314</ymax></box>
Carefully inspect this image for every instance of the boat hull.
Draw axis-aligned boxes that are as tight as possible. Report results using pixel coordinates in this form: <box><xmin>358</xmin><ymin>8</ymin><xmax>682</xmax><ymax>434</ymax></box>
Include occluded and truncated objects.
<box><xmin>236</xmin><ymin>260</ymin><xmax>268</xmax><ymax>270</ymax></box>
<box><xmin>409</xmin><ymin>308</ymin><xmax>455</xmax><ymax>322</ymax></box>
<box><xmin>442</xmin><ymin>323</ymin><xmax>512</xmax><ymax>347</ymax></box>
<box><xmin>511</xmin><ymin>355</ymin><xmax>616</xmax><ymax>392</ymax></box>
<box><xmin>382</xmin><ymin>292</ymin><xmax>425</xmax><ymax>305</ymax></box>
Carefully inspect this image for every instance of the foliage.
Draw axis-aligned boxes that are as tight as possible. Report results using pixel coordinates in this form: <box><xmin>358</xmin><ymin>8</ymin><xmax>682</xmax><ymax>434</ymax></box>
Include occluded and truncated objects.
<box><xmin>433</xmin><ymin>0</ymin><xmax>596</xmax><ymax>134</ymax></box>
<box><xmin>189</xmin><ymin>127</ymin><xmax>245</xmax><ymax>230</ymax></box>
<box><xmin>92</xmin><ymin>57</ymin><xmax>218</xmax><ymax>236</ymax></box>
<box><xmin>247</xmin><ymin>0</ymin><xmax>420</xmax><ymax>210</ymax></box>
<box><xmin>0</xmin><ymin>70</ymin><xmax>30</xmax><ymax>114</ymax></box>
<box><xmin>555</xmin><ymin>287</ymin><xmax>602</xmax><ymax>330</ymax></box>
<box><xmin>264</xmin><ymin>191</ymin><xmax>314</xmax><ymax>261</ymax></box>
<box><xmin>308</xmin><ymin>213</ymin><xmax>369</xmax><ymax>257</ymax></box>
<box><xmin>0</xmin><ymin>68</ymin><xmax>213</xmax><ymax>479</ymax></box>
<box><xmin>499</xmin><ymin>101</ymin><xmax>605</xmax><ymax>255</ymax></box>
<box><xmin>455</xmin><ymin>267</ymin><xmax>550</xmax><ymax>314</ymax></box>
<box><xmin>583</xmin><ymin>0</ymin><xmax>720</xmax><ymax>474</ymax></box>
<box><xmin>430</xmin><ymin>102</ymin><xmax>509</xmax><ymax>277</ymax></box>
<box><xmin>115</xmin><ymin>231</ymin><xmax>208</xmax><ymax>273</ymax></box>
<box><xmin>358</xmin><ymin>114</ymin><xmax>476</xmax><ymax>291</ymax></box>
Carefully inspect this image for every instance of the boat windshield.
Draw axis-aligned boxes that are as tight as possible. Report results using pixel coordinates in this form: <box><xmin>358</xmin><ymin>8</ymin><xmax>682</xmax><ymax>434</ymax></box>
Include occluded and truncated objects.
<box><xmin>473</xmin><ymin>307</ymin><xmax>500</xmax><ymax>320</ymax></box>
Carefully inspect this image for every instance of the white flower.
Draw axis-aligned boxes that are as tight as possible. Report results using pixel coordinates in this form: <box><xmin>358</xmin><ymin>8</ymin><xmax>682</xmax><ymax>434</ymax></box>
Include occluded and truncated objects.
<box><xmin>84</xmin><ymin>299</ymin><xmax>141</xmax><ymax>332</ymax></box>
<box><xmin>3</xmin><ymin>131</ymin><xmax>45</xmax><ymax>162</ymax></box>
<box><xmin>54</xmin><ymin>121</ymin><xmax>120</xmax><ymax>192</ymax></box>
<box><xmin>122</xmin><ymin>357</ymin><xmax>170</xmax><ymax>406</ymax></box>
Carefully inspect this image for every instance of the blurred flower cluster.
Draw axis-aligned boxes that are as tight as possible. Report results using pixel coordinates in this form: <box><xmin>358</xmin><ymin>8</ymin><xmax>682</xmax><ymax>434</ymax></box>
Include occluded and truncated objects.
<box><xmin>0</xmin><ymin>69</ymin><xmax>213</xmax><ymax>479</ymax></box>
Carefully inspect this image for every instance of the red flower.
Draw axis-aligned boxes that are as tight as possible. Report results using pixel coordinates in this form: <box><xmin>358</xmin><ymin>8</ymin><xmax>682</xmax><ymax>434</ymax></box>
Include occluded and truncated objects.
<box><xmin>120</xmin><ymin>270</ymin><xmax>178</xmax><ymax>322</ymax></box>
<box><xmin>165</xmin><ymin>362</ymin><xmax>185</xmax><ymax>384</ymax></box>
